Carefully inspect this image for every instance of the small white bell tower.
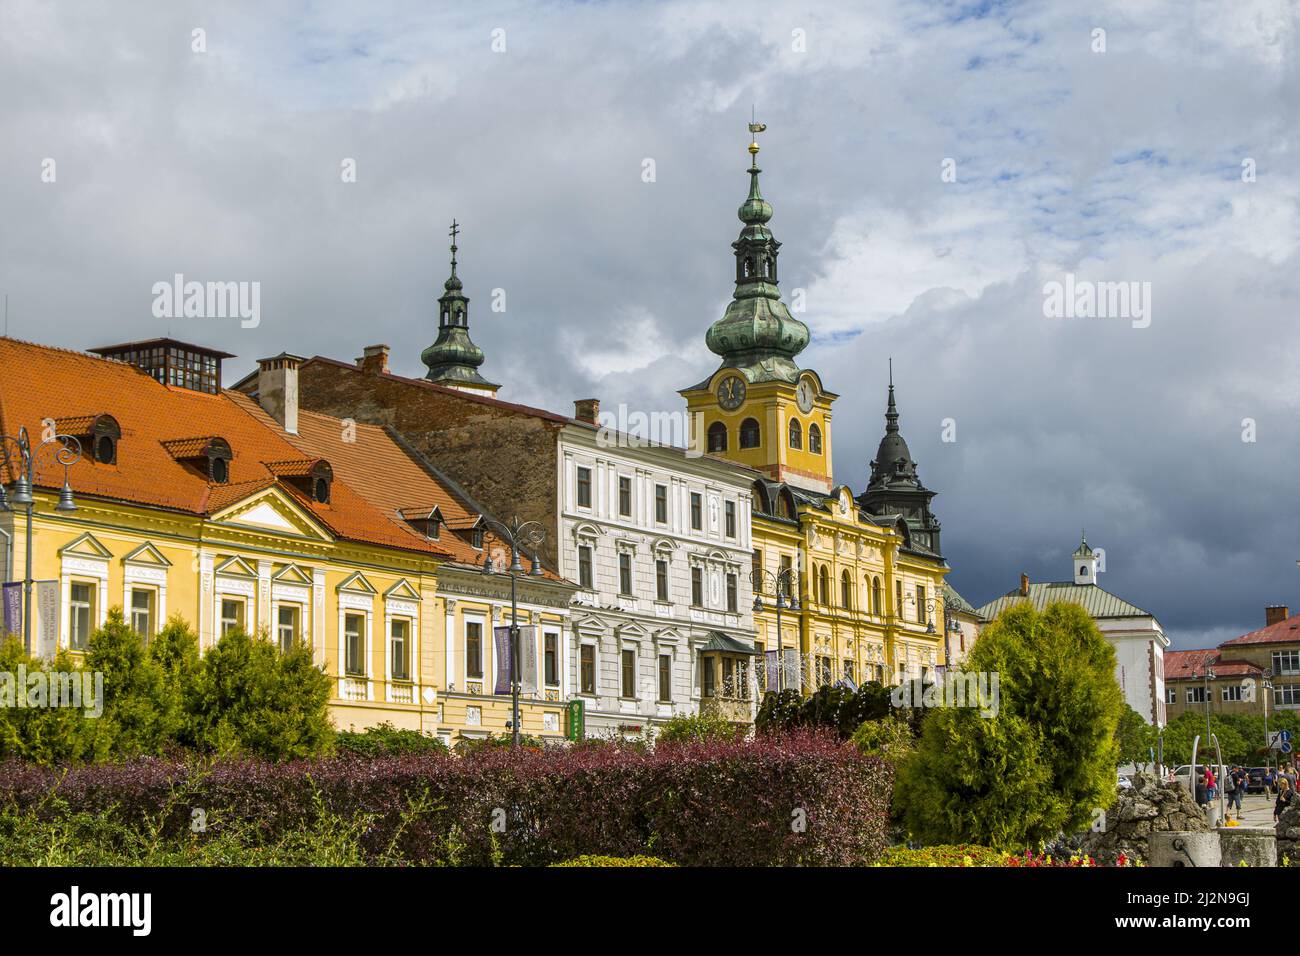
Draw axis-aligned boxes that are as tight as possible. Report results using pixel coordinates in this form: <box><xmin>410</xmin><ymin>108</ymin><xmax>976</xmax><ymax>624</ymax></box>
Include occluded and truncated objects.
<box><xmin>1073</xmin><ymin>531</ymin><xmax>1098</xmax><ymax>584</ymax></box>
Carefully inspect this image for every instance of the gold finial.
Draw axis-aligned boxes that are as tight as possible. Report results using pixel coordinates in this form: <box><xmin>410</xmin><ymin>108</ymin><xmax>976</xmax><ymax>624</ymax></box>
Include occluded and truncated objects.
<box><xmin>748</xmin><ymin>113</ymin><xmax>766</xmax><ymax>166</ymax></box>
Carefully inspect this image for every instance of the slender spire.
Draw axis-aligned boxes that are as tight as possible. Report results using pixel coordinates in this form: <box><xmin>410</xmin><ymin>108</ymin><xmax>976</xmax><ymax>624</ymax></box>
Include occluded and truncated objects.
<box><xmin>885</xmin><ymin>358</ymin><xmax>899</xmax><ymax>434</ymax></box>
<box><xmin>703</xmin><ymin>118</ymin><xmax>809</xmax><ymax>384</ymax></box>
<box><xmin>421</xmin><ymin>221</ymin><xmax>499</xmax><ymax>394</ymax></box>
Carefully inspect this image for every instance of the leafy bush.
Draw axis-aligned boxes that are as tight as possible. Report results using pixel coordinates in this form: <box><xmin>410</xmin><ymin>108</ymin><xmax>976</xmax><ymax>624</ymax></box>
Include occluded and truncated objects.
<box><xmin>850</xmin><ymin>716</ymin><xmax>916</xmax><ymax>765</ymax></box>
<box><xmin>183</xmin><ymin>628</ymin><xmax>333</xmax><ymax>761</ymax></box>
<box><xmin>335</xmin><ymin>722</ymin><xmax>449</xmax><ymax>758</ymax></box>
<box><xmin>550</xmin><ymin>855</ymin><xmax>675</xmax><ymax>867</ymax></box>
<box><xmin>757</xmin><ymin>681</ymin><xmax>923</xmax><ymax>740</ymax></box>
<box><xmin>0</xmin><ymin>731</ymin><xmax>892</xmax><ymax>866</ymax></box>
<box><xmin>0</xmin><ymin>639</ymin><xmax>104</xmax><ymax>764</ymax></box>
<box><xmin>876</xmin><ymin>844</ymin><xmax>1009</xmax><ymax>867</ymax></box>
<box><xmin>86</xmin><ymin>609</ymin><xmax>187</xmax><ymax>757</ymax></box>
<box><xmin>896</xmin><ymin>602</ymin><xmax>1123</xmax><ymax>848</ymax></box>
<box><xmin>452</xmin><ymin>732</ymin><xmax>545</xmax><ymax>755</ymax></box>
<box><xmin>654</xmin><ymin>712</ymin><xmax>741</xmax><ymax>746</ymax></box>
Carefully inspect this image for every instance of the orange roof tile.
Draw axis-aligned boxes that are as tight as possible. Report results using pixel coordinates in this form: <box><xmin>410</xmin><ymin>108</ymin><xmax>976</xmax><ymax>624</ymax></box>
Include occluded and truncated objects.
<box><xmin>1221</xmin><ymin>614</ymin><xmax>1300</xmax><ymax>647</ymax></box>
<box><xmin>0</xmin><ymin>337</ymin><xmax>445</xmax><ymax>558</ymax></box>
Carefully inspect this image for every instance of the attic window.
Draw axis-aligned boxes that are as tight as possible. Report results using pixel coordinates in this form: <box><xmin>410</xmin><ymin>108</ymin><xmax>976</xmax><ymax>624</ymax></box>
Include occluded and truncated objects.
<box><xmin>206</xmin><ymin>438</ymin><xmax>233</xmax><ymax>484</ymax></box>
<box><xmin>212</xmin><ymin>457</ymin><xmax>229</xmax><ymax>484</ymax></box>
<box><xmin>95</xmin><ymin>434</ymin><xmax>116</xmax><ymax>465</ymax></box>
<box><xmin>313</xmin><ymin>477</ymin><xmax>330</xmax><ymax>503</ymax></box>
<box><xmin>471</xmin><ymin>528</ymin><xmax>483</xmax><ymax>549</ymax></box>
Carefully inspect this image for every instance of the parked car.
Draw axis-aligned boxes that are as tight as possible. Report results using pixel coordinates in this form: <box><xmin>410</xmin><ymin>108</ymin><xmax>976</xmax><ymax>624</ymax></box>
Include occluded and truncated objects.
<box><xmin>1246</xmin><ymin>767</ymin><xmax>1275</xmax><ymax>795</ymax></box>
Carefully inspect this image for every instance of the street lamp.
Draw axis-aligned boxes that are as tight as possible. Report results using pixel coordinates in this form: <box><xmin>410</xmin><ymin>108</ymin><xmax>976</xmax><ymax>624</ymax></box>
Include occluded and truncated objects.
<box><xmin>481</xmin><ymin>516</ymin><xmax>545</xmax><ymax>748</ymax></box>
<box><xmin>0</xmin><ymin>426</ymin><xmax>82</xmax><ymax>653</ymax></box>
<box><xmin>750</xmin><ymin>566</ymin><xmax>799</xmax><ymax>693</ymax></box>
<box><xmin>1262</xmin><ymin>667</ymin><xmax>1275</xmax><ymax>772</ymax></box>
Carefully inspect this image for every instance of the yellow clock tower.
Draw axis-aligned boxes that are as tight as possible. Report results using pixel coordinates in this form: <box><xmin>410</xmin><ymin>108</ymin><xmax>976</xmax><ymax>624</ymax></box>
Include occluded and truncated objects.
<box><xmin>680</xmin><ymin>124</ymin><xmax>838</xmax><ymax>494</ymax></box>
<box><xmin>681</xmin><ymin>122</ymin><xmax>951</xmax><ymax>701</ymax></box>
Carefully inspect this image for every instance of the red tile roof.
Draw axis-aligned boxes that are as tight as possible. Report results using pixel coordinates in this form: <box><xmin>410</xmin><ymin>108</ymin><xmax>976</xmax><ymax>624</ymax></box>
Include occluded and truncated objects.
<box><xmin>1164</xmin><ymin>649</ymin><xmax>1262</xmax><ymax>680</ymax></box>
<box><xmin>0</xmin><ymin>337</ymin><xmax>446</xmax><ymax>557</ymax></box>
<box><xmin>1221</xmin><ymin>614</ymin><xmax>1300</xmax><ymax>647</ymax></box>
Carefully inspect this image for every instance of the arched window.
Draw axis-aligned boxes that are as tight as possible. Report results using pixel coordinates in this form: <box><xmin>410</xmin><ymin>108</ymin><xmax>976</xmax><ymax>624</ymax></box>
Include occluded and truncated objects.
<box><xmin>739</xmin><ymin>418</ymin><xmax>760</xmax><ymax>449</ymax></box>
<box><xmin>808</xmin><ymin>423</ymin><xmax>822</xmax><ymax>455</ymax></box>
<box><xmin>841</xmin><ymin>570</ymin><xmax>852</xmax><ymax>610</ymax></box>
<box><xmin>707</xmin><ymin>421</ymin><xmax>728</xmax><ymax>453</ymax></box>
<box><xmin>1079</xmin><ymin>565</ymin><xmax>1089</xmax><ymax>578</ymax></box>
<box><xmin>788</xmin><ymin>419</ymin><xmax>802</xmax><ymax>450</ymax></box>
<box><xmin>95</xmin><ymin>434</ymin><xmax>115</xmax><ymax>464</ymax></box>
<box><xmin>873</xmin><ymin>577</ymin><xmax>883</xmax><ymax>617</ymax></box>
<box><xmin>818</xmin><ymin>565</ymin><xmax>830</xmax><ymax>605</ymax></box>
<box><xmin>211</xmin><ymin>456</ymin><xmax>229</xmax><ymax>484</ymax></box>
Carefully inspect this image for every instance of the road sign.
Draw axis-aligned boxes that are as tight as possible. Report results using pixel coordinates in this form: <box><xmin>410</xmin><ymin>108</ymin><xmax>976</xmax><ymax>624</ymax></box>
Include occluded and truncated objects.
<box><xmin>1282</xmin><ymin>730</ymin><xmax>1293</xmax><ymax>743</ymax></box>
<box><xmin>1268</xmin><ymin>731</ymin><xmax>1289</xmax><ymax>751</ymax></box>
<box><xmin>1283</xmin><ymin>741</ymin><xmax>1293</xmax><ymax>755</ymax></box>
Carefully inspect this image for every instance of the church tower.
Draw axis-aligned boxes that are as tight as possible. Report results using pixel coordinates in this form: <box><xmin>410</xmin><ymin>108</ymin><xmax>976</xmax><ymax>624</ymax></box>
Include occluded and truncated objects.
<box><xmin>679</xmin><ymin>122</ymin><xmax>837</xmax><ymax>494</ymax></box>
<box><xmin>1073</xmin><ymin>531</ymin><xmax>1099</xmax><ymax>584</ymax></box>
<box><xmin>858</xmin><ymin>364</ymin><xmax>942</xmax><ymax>555</ymax></box>
<box><xmin>421</xmin><ymin>220</ymin><xmax>500</xmax><ymax>396</ymax></box>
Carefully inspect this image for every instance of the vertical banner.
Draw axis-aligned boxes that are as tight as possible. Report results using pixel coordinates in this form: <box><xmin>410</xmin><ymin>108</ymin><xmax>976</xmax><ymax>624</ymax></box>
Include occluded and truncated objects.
<box><xmin>493</xmin><ymin>625</ymin><xmax>512</xmax><ymax>695</ymax></box>
<box><xmin>783</xmin><ymin>648</ymin><xmax>801</xmax><ymax>691</ymax></box>
<box><xmin>36</xmin><ymin>580</ymin><xmax>58</xmax><ymax>660</ymax></box>
<box><xmin>764</xmin><ymin>650</ymin><xmax>779</xmax><ymax>690</ymax></box>
<box><xmin>518</xmin><ymin>625</ymin><xmax>538</xmax><ymax>695</ymax></box>
<box><xmin>1</xmin><ymin>582</ymin><xmax>21</xmax><ymax>638</ymax></box>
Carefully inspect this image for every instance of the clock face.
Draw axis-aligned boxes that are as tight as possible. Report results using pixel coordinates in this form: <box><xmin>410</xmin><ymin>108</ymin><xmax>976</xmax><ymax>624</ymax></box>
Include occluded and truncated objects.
<box><xmin>796</xmin><ymin>377</ymin><xmax>816</xmax><ymax>414</ymax></box>
<box><xmin>717</xmin><ymin>375</ymin><xmax>746</xmax><ymax>411</ymax></box>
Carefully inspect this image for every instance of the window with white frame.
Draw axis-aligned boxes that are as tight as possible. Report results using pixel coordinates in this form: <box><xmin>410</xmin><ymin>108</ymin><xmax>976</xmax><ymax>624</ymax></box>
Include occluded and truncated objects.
<box><xmin>129</xmin><ymin>588</ymin><xmax>155</xmax><ymax>640</ymax></box>
<box><xmin>465</xmin><ymin>620</ymin><xmax>484</xmax><ymax>679</ymax></box>
<box><xmin>390</xmin><ymin>618</ymin><xmax>411</xmax><ymax>682</ymax></box>
<box><xmin>220</xmin><ymin>597</ymin><xmax>245</xmax><ymax>637</ymax></box>
<box><xmin>70</xmin><ymin>582</ymin><xmax>95</xmax><ymax>651</ymax></box>
<box><xmin>1222</xmin><ymin>684</ymin><xmax>1243</xmax><ymax>702</ymax></box>
<box><xmin>1273</xmin><ymin>651</ymin><xmax>1300</xmax><ymax>676</ymax></box>
<box><xmin>1275</xmin><ymin>684</ymin><xmax>1300</xmax><ymax>706</ymax></box>
<box><xmin>277</xmin><ymin>605</ymin><xmax>300</xmax><ymax>653</ymax></box>
<box><xmin>544</xmin><ymin>631</ymin><xmax>559</xmax><ymax>687</ymax></box>
<box><xmin>344</xmin><ymin>612</ymin><xmax>366</xmax><ymax>676</ymax></box>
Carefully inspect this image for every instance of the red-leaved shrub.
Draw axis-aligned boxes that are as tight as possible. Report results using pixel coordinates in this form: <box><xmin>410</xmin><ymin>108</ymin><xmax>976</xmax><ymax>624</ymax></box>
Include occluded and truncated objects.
<box><xmin>0</xmin><ymin>731</ymin><xmax>890</xmax><ymax>866</ymax></box>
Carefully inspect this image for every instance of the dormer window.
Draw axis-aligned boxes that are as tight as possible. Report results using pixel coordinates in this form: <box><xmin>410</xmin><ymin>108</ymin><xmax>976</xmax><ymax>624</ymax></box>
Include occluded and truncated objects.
<box><xmin>212</xmin><ymin>457</ymin><xmax>229</xmax><ymax>484</ymax></box>
<box><xmin>162</xmin><ymin>435</ymin><xmax>232</xmax><ymax>484</ymax></box>
<box><xmin>95</xmin><ymin>434</ymin><xmax>115</xmax><ymax>464</ymax></box>
<box><xmin>54</xmin><ymin>413</ymin><xmax>121</xmax><ymax>465</ymax></box>
<box><xmin>263</xmin><ymin>458</ymin><xmax>332</xmax><ymax>504</ymax></box>
<box><xmin>471</xmin><ymin>527</ymin><xmax>483</xmax><ymax>549</ymax></box>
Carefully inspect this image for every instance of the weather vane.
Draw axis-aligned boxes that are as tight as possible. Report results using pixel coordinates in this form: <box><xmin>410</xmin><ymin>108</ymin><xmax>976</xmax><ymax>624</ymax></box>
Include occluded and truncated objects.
<box><xmin>748</xmin><ymin>109</ymin><xmax>766</xmax><ymax>167</ymax></box>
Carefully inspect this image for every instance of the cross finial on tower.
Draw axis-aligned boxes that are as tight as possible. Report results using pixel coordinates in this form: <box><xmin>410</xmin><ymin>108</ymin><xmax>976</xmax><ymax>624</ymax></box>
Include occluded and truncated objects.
<box><xmin>448</xmin><ymin>219</ymin><xmax>460</xmax><ymax>274</ymax></box>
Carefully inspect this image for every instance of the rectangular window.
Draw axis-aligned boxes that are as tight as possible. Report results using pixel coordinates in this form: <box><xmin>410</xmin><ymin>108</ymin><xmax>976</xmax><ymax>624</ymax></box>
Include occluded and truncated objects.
<box><xmin>779</xmin><ymin>555</ymin><xmax>793</xmax><ymax>596</ymax></box>
<box><xmin>702</xmin><ymin>656</ymin><xmax>715</xmax><ymax>697</ymax></box>
<box><xmin>896</xmin><ymin>580</ymin><xmax>903</xmax><ymax>620</ymax></box>
<box><xmin>658</xmin><ymin>654</ymin><xmax>672</xmax><ymax>703</ymax></box>
<box><xmin>817</xmin><ymin>655</ymin><xmax>832</xmax><ymax>687</ymax></box>
<box><xmin>1166</xmin><ymin>687</ymin><xmax>1177</xmax><ymax>704</ymax></box>
<box><xmin>726</xmin><ymin>573</ymin><xmax>738</xmax><ymax>613</ymax></box>
<box><xmin>619</xmin><ymin>552</ymin><xmax>633</xmax><ymax>596</ymax></box>
<box><xmin>578</xmin><ymin>545</ymin><xmax>593</xmax><ymax>589</ymax></box>
<box><xmin>544</xmin><ymin>632</ymin><xmax>559</xmax><ymax>686</ymax></box>
<box><xmin>1275</xmin><ymin>684</ymin><xmax>1300</xmax><ymax>706</ymax></box>
<box><xmin>690</xmin><ymin>492</ymin><xmax>702</xmax><ymax>531</ymax></box>
<box><xmin>344</xmin><ymin>613</ymin><xmax>365</xmax><ymax>676</ymax></box>
<box><xmin>844</xmin><ymin>660</ymin><xmax>855</xmax><ymax>684</ymax></box>
<box><xmin>130</xmin><ymin>588</ymin><xmax>154</xmax><ymax>640</ymax></box>
<box><xmin>655</xmin><ymin>484</ymin><xmax>668</xmax><ymax>524</ymax></box>
<box><xmin>916</xmin><ymin>585</ymin><xmax>927</xmax><ymax>623</ymax></box>
<box><xmin>691</xmin><ymin>566</ymin><xmax>703</xmax><ymax>606</ymax></box>
<box><xmin>621</xmin><ymin>649</ymin><xmax>636</xmax><ymax>698</ymax></box>
<box><xmin>725</xmin><ymin>501</ymin><xmax>736</xmax><ymax>538</ymax></box>
<box><xmin>1273</xmin><ymin>651</ymin><xmax>1300</xmax><ymax>676</ymax></box>
<box><xmin>70</xmin><ymin>582</ymin><xmax>95</xmax><ymax>651</ymax></box>
<box><xmin>220</xmin><ymin>598</ymin><xmax>245</xmax><ymax>637</ymax></box>
<box><xmin>656</xmin><ymin>559</ymin><xmax>669</xmax><ymax>601</ymax></box>
<box><xmin>1187</xmin><ymin>687</ymin><xmax>1207</xmax><ymax>703</ymax></box>
<box><xmin>1221</xmin><ymin>685</ymin><xmax>1242</xmax><ymax>702</ymax></box>
<box><xmin>737</xmin><ymin>659</ymin><xmax>749</xmax><ymax>700</ymax></box>
<box><xmin>581</xmin><ymin>644</ymin><xmax>596</xmax><ymax>694</ymax></box>
<box><xmin>466</xmin><ymin>621</ymin><xmax>483</xmax><ymax>679</ymax></box>
<box><xmin>753</xmin><ymin>549</ymin><xmax>763</xmax><ymax>592</ymax></box>
<box><xmin>390</xmin><ymin>619</ymin><xmax>410</xmax><ymax>681</ymax></box>
<box><xmin>576</xmin><ymin>467</ymin><xmax>592</xmax><ymax>508</ymax></box>
<box><xmin>277</xmin><ymin>605</ymin><xmax>299</xmax><ymax>653</ymax></box>
<box><xmin>618</xmin><ymin>476</ymin><xmax>632</xmax><ymax>517</ymax></box>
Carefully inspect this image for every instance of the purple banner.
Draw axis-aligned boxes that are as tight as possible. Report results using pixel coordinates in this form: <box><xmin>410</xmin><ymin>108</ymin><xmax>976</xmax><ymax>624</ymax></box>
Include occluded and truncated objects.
<box><xmin>2</xmin><ymin>582</ymin><xmax>21</xmax><ymax>638</ymax></box>
<box><xmin>493</xmin><ymin>625</ymin><xmax>512</xmax><ymax>695</ymax></box>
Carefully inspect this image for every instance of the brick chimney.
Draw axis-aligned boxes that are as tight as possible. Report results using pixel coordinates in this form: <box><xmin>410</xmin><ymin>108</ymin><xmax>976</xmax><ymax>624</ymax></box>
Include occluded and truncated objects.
<box><xmin>358</xmin><ymin>344</ymin><xmax>389</xmax><ymax>376</ymax></box>
<box><xmin>1019</xmin><ymin>572</ymin><xmax>1030</xmax><ymax>597</ymax></box>
<box><xmin>1267</xmin><ymin>605</ymin><xmax>1290</xmax><ymax>626</ymax></box>
<box><xmin>257</xmin><ymin>353</ymin><xmax>304</xmax><ymax>435</ymax></box>
<box><xmin>574</xmin><ymin>398</ymin><xmax>600</xmax><ymax>425</ymax></box>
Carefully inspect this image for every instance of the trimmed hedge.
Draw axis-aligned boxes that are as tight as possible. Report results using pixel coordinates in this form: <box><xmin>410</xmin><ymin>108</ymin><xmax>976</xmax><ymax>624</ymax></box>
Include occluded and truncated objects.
<box><xmin>0</xmin><ymin>731</ymin><xmax>890</xmax><ymax>867</ymax></box>
<box><xmin>550</xmin><ymin>855</ymin><xmax>675</xmax><ymax>867</ymax></box>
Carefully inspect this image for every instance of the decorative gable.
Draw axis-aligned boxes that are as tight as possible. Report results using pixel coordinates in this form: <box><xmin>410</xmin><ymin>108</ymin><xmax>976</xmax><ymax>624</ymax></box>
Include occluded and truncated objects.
<box><xmin>214</xmin><ymin>555</ymin><xmax>258</xmax><ymax>578</ymax></box>
<box><xmin>210</xmin><ymin>487</ymin><xmax>332</xmax><ymax>541</ymax></box>
<box><xmin>122</xmin><ymin>542</ymin><xmax>172</xmax><ymax>567</ymax></box>
<box><xmin>272</xmin><ymin>563</ymin><xmax>314</xmax><ymax>585</ymax></box>
<box><xmin>59</xmin><ymin>532</ymin><xmax>112</xmax><ymax>560</ymax></box>
<box><xmin>337</xmin><ymin>571</ymin><xmax>378</xmax><ymax>595</ymax></box>
<box><xmin>384</xmin><ymin>578</ymin><xmax>422</xmax><ymax>601</ymax></box>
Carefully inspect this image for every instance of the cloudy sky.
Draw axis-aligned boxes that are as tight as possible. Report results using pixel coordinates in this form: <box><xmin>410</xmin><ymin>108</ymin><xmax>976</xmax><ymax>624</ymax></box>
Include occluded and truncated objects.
<box><xmin>2</xmin><ymin>0</ymin><xmax>1297</xmax><ymax>648</ymax></box>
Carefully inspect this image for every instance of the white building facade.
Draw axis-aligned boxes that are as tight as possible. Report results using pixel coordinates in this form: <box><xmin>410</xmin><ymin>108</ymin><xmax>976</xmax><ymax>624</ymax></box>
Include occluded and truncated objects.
<box><xmin>556</xmin><ymin>422</ymin><xmax>758</xmax><ymax>738</ymax></box>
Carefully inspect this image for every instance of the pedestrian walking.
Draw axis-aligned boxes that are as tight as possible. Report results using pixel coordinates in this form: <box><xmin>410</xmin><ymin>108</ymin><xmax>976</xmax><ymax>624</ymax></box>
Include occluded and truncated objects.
<box><xmin>1228</xmin><ymin>766</ymin><xmax>1246</xmax><ymax>818</ymax></box>
<box><xmin>1205</xmin><ymin>766</ymin><xmax>1217</xmax><ymax>802</ymax></box>
<box><xmin>1275</xmin><ymin>777</ymin><xmax>1294</xmax><ymax>823</ymax></box>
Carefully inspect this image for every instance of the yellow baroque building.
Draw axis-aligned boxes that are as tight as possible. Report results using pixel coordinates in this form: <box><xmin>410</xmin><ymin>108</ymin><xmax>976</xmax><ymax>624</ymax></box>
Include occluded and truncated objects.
<box><xmin>0</xmin><ymin>337</ymin><xmax>576</xmax><ymax>744</ymax></box>
<box><xmin>680</xmin><ymin>128</ymin><xmax>950</xmax><ymax>692</ymax></box>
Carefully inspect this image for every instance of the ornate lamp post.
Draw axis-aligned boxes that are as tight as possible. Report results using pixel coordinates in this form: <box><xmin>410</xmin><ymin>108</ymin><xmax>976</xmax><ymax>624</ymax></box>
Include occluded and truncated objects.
<box><xmin>481</xmin><ymin>516</ymin><xmax>545</xmax><ymax>748</ymax></box>
<box><xmin>750</xmin><ymin>565</ymin><xmax>799</xmax><ymax>693</ymax></box>
<box><xmin>0</xmin><ymin>427</ymin><xmax>81</xmax><ymax>654</ymax></box>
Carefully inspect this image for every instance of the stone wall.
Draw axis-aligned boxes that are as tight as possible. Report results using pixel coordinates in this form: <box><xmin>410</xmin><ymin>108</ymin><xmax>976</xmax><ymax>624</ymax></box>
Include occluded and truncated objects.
<box><xmin>293</xmin><ymin>358</ymin><xmax>566</xmax><ymax>566</ymax></box>
<box><xmin>1274</xmin><ymin>799</ymin><xmax>1300</xmax><ymax>863</ymax></box>
<box><xmin>1082</xmin><ymin>773</ymin><xmax>1208</xmax><ymax>864</ymax></box>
